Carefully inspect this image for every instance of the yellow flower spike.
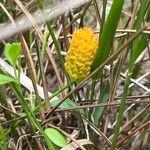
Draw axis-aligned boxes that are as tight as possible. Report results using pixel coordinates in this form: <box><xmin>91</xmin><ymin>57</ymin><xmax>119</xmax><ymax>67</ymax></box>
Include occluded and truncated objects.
<box><xmin>65</xmin><ymin>27</ymin><xmax>98</xmax><ymax>81</ymax></box>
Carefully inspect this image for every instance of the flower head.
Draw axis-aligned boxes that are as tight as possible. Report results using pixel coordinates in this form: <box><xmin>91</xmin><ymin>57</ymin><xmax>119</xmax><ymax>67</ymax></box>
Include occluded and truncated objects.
<box><xmin>65</xmin><ymin>27</ymin><xmax>98</xmax><ymax>81</ymax></box>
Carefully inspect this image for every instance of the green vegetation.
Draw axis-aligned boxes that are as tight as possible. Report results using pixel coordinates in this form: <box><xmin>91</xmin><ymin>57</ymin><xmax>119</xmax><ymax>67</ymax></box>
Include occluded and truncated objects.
<box><xmin>0</xmin><ymin>0</ymin><xmax>149</xmax><ymax>149</ymax></box>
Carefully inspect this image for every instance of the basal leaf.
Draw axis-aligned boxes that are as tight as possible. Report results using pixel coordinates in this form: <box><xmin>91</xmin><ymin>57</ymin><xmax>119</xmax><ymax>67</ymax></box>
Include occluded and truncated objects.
<box><xmin>4</xmin><ymin>43</ymin><xmax>21</xmax><ymax>67</ymax></box>
<box><xmin>51</xmin><ymin>99</ymin><xmax>85</xmax><ymax>116</ymax></box>
<box><xmin>45</xmin><ymin>128</ymin><xmax>67</xmax><ymax>148</ymax></box>
<box><xmin>0</xmin><ymin>74</ymin><xmax>16</xmax><ymax>85</ymax></box>
<box><xmin>92</xmin><ymin>80</ymin><xmax>110</xmax><ymax>125</ymax></box>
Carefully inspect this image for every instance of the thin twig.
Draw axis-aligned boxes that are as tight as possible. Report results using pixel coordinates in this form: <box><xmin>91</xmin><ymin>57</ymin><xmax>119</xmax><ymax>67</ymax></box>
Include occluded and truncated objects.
<box><xmin>54</xmin><ymin>100</ymin><xmax>150</xmax><ymax>112</ymax></box>
<box><xmin>20</xmin><ymin>35</ymin><xmax>45</xmax><ymax>119</ymax></box>
<box><xmin>117</xmin><ymin>120</ymin><xmax>150</xmax><ymax>147</ymax></box>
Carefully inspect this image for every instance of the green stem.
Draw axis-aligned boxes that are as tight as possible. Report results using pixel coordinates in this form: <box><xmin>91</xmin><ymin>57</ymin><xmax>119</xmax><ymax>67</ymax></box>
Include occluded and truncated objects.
<box><xmin>88</xmin><ymin>79</ymin><xmax>96</xmax><ymax>120</ymax></box>
<box><xmin>11</xmin><ymin>83</ymin><xmax>55</xmax><ymax>150</ymax></box>
<box><xmin>46</xmin><ymin>22</ymin><xmax>66</xmax><ymax>73</ymax></box>
<box><xmin>111</xmin><ymin>72</ymin><xmax>132</xmax><ymax>150</ymax></box>
<box><xmin>33</xmin><ymin>82</ymin><xmax>72</xmax><ymax>112</ymax></box>
<box><xmin>46</xmin><ymin>22</ymin><xmax>72</xmax><ymax>85</ymax></box>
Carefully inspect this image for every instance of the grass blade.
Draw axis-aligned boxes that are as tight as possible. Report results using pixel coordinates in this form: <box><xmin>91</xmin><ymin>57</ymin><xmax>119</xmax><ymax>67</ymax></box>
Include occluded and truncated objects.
<box><xmin>111</xmin><ymin>73</ymin><xmax>131</xmax><ymax>150</ymax></box>
<box><xmin>91</xmin><ymin>0</ymin><xmax>124</xmax><ymax>78</ymax></box>
<box><xmin>129</xmin><ymin>0</ymin><xmax>150</xmax><ymax>68</ymax></box>
<box><xmin>111</xmin><ymin>1</ymin><xmax>150</xmax><ymax>149</ymax></box>
<box><xmin>93</xmin><ymin>80</ymin><xmax>110</xmax><ymax>125</ymax></box>
<box><xmin>11</xmin><ymin>83</ymin><xmax>55</xmax><ymax>150</ymax></box>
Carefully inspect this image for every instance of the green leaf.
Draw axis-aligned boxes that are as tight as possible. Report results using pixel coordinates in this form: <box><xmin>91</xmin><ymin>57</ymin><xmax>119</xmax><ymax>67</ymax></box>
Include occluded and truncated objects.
<box><xmin>129</xmin><ymin>0</ymin><xmax>150</xmax><ymax>69</ymax></box>
<box><xmin>111</xmin><ymin>2</ymin><xmax>150</xmax><ymax>149</ymax></box>
<box><xmin>51</xmin><ymin>99</ymin><xmax>85</xmax><ymax>115</ymax></box>
<box><xmin>11</xmin><ymin>83</ymin><xmax>55</xmax><ymax>150</ymax></box>
<box><xmin>93</xmin><ymin>80</ymin><xmax>110</xmax><ymax>125</ymax></box>
<box><xmin>45</xmin><ymin>128</ymin><xmax>67</xmax><ymax>148</ymax></box>
<box><xmin>0</xmin><ymin>74</ymin><xmax>16</xmax><ymax>85</ymax></box>
<box><xmin>4</xmin><ymin>43</ymin><xmax>21</xmax><ymax>67</ymax></box>
<box><xmin>91</xmin><ymin>0</ymin><xmax>125</xmax><ymax>78</ymax></box>
<box><xmin>0</xmin><ymin>125</ymin><xmax>7</xmax><ymax>150</ymax></box>
<box><xmin>131</xmin><ymin>63</ymin><xmax>141</xmax><ymax>79</ymax></box>
<box><xmin>37</xmin><ymin>0</ymin><xmax>44</xmax><ymax>10</ymax></box>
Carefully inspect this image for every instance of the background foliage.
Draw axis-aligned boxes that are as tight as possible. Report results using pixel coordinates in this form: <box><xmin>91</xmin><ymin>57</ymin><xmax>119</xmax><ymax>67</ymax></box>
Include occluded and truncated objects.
<box><xmin>0</xmin><ymin>0</ymin><xmax>149</xmax><ymax>149</ymax></box>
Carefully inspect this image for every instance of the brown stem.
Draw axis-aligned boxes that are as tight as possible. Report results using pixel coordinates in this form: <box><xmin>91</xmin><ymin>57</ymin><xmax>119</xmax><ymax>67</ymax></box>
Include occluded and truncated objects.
<box><xmin>117</xmin><ymin>120</ymin><xmax>150</xmax><ymax>147</ymax></box>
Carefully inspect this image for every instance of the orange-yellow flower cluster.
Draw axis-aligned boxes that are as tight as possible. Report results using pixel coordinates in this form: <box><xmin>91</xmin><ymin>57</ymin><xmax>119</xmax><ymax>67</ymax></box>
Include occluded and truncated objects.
<box><xmin>65</xmin><ymin>27</ymin><xmax>98</xmax><ymax>81</ymax></box>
